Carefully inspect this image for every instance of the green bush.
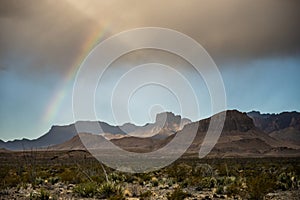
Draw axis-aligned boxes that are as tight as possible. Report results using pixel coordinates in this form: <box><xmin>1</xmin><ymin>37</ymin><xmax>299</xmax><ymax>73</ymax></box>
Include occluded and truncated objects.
<box><xmin>277</xmin><ymin>172</ymin><xmax>298</xmax><ymax>190</ymax></box>
<box><xmin>73</xmin><ymin>182</ymin><xmax>98</xmax><ymax>198</ymax></box>
<box><xmin>98</xmin><ymin>181</ymin><xmax>124</xmax><ymax>199</ymax></box>
<box><xmin>35</xmin><ymin>177</ymin><xmax>44</xmax><ymax>185</ymax></box>
<box><xmin>48</xmin><ymin>176</ymin><xmax>59</xmax><ymax>185</ymax></box>
<box><xmin>198</xmin><ymin>177</ymin><xmax>217</xmax><ymax>189</ymax></box>
<box><xmin>59</xmin><ymin>168</ymin><xmax>74</xmax><ymax>183</ymax></box>
<box><xmin>108</xmin><ymin>172</ymin><xmax>126</xmax><ymax>183</ymax></box>
<box><xmin>59</xmin><ymin>168</ymin><xmax>83</xmax><ymax>184</ymax></box>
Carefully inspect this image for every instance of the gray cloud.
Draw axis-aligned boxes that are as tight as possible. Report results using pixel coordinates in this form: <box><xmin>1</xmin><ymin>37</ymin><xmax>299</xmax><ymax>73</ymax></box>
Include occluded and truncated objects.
<box><xmin>0</xmin><ymin>0</ymin><xmax>100</xmax><ymax>77</ymax></box>
<box><xmin>0</xmin><ymin>0</ymin><xmax>299</xmax><ymax>78</ymax></box>
<box><xmin>0</xmin><ymin>65</ymin><xmax>7</xmax><ymax>71</ymax></box>
<box><xmin>128</xmin><ymin>0</ymin><xmax>300</xmax><ymax>62</ymax></box>
<box><xmin>0</xmin><ymin>0</ymin><xmax>33</xmax><ymax>18</ymax></box>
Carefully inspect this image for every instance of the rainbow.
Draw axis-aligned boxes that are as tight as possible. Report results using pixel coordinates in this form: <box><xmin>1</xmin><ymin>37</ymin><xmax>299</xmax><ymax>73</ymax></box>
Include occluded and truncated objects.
<box><xmin>42</xmin><ymin>25</ymin><xmax>109</xmax><ymax>125</ymax></box>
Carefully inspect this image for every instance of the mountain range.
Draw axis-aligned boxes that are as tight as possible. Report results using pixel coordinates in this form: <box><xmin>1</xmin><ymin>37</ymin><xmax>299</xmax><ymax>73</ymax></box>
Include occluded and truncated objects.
<box><xmin>247</xmin><ymin>111</ymin><xmax>300</xmax><ymax>146</ymax></box>
<box><xmin>0</xmin><ymin>112</ymin><xmax>190</xmax><ymax>150</ymax></box>
<box><xmin>1</xmin><ymin>110</ymin><xmax>300</xmax><ymax>157</ymax></box>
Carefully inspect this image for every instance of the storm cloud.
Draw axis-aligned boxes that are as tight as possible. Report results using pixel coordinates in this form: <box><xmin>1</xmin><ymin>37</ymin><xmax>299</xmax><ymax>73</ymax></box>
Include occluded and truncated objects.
<box><xmin>1</xmin><ymin>0</ymin><xmax>300</xmax><ymax>141</ymax></box>
<box><xmin>0</xmin><ymin>0</ymin><xmax>299</xmax><ymax>77</ymax></box>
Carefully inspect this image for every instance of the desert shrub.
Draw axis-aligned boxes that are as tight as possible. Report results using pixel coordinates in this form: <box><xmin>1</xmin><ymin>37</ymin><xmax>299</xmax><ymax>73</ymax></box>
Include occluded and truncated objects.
<box><xmin>30</xmin><ymin>188</ymin><xmax>51</xmax><ymax>200</ymax></box>
<box><xmin>167</xmin><ymin>187</ymin><xmax>191</xmax><ymax>200</ymax></box>
<box><xmin>123</xmin><ymin>173</ymin><xmax>135</xmax><ymax>183</ymax></box>
<box><xmin>39</xmin><ymin>188</ymin><xmax>51</xmax><ymax>200</ymax></box>
<box><xmin>2</xmin><ymin>172</ymin><xmax>20</xmax><ymax>188</ymax></box>
<box><xmin>216</xmin><ymin>185</ymin><xmax>225</xmax><ymax>195</ymax></box>
<box><xmin>35</xmin><ymin>177</ymin><xmax>45</xmax><ymax>186</ymax></box>
<box><xmin>136</xmin><ymin>173</ymin><xmax>151</xmax><ymax>182</ymax></box>
<box><xmin>277</xmin><ymin>172</ymin><xmax>298</xmax><ymax>190</ymax></box>
<box><xmin>98</xmin><ymin>181</ymin><xmax>124</xmax><ymax>199</ymax></box>
<box><xmin>73</xmin><ymin>182</ymin><xmax>98</xmax><ymax>198</ymax></box>
<box><xmin>224</xmin><ymin>176</ymin><xmax>236</xmax><ymax>185</ymax></box>
<box><xmin>226</xmin><ymin>181</ymin><xmax>240</xmax><ymax>197</ymax></box>
<box><xmin>167</xmin><ymin>164</ymin><xmax>192</xmax><ymax>182</ymax></box>
<box><xmin>180</xmin><ymin>180</ymin><xmax>189</xmax><ymax>188</ymax></box>
<box><xmin>48</xmin><ymin>176</ymin><xmax>59</xmax><ymax>185</ymax></box>
<box><xmin>194</xmin><ymin>164</ymin><xmax>214</xmax><ymax>177</ymax></box>
<box><xmin>91</xmin><ymin>174</ymin><xmax>105</xmax><ymax>183</ymax></box>
<box><xmin>186</xmin><ymin>176</ymin><xmax>199</xmax><ymax>187</ymax></box>
<box><xmin>37</xmin><ymin>170</ymin><xmax>51</xmax><ymax>180</ymax></box>
<box><xmin>60</xmin><ymin>168</ymin><xmax>83</xmax><ymax>183</ymax></box>
<box><xmin>198</xmin><ymin>177</ymin><xmax>217</xmax><ymax>189</ymax></box>
<box><xmin>20</xmin><ymin>171</ymin><xmax>31</xmax><ymax>183</ymax></box>
<box><xmin>246</xmin><ymin>173</ymin><xmax>276</xmax><ymax>200</ymax></box>
<box><xmin>139</xmin><ymin>190</ymin><xmax>152</xmax><ymax>199</ymax></box>
<box><xmin>108</xmin><ymin>172</ymin><xmax>126</xmax><ymax>183</ymax></box>
<box><xmin>59</xmin><ymin>168</ymin><xmax>74</xmax><ymax>182</ymax></box>
<box><xmin>217</xmin><ymin>163</ymin><xmax>230</xmax><ymax>176</ymax></box>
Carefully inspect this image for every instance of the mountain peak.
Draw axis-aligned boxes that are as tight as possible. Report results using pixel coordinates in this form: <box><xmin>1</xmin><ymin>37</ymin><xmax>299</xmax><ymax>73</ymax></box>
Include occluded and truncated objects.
<box><xmin>195</xmin><ymin>110</ymin><xmax>255</xmax><ymax>133</ymax></box>
<box><xmin>155</xmin><ymin>112</ymin><xmax>181</xmax><ymax>124</ymax></box>
<box><xmin>222</xmin><ymin>110</ymin><xmax>255</xmax><ymax>132</ymax></box>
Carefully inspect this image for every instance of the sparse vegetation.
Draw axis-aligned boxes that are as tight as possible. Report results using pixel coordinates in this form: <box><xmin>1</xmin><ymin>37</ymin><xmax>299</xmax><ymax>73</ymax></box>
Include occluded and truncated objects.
<box><xmin>246</xmin><ymin>173</ymin><xmax>276</xmax><ymax>199</ymax></box>
<box><xmin>139</xmin><ymin>190</ymin><xmax>152</xmax><ymax>199</ymax></box>
<box><xmin>167</xmin><ymin>187</ymin><xmax>191</xmax><ymax>200</ymax></box>
<box><xmin>98</xmin><ymin>181</ymin><xmax>124</xmax><ymax>199</ymax></box>
<box><xmin>1</xmin><ymin>150</ymin><xmax>300</xmax><ymax>199</ymax></box>
<box><xmin>29</xmin><ymin>188</ymin><xmax>51</xmax><ymax>200</ymax></box>
<box><xmin>73</xmin><ymin>181</ymin><xmax>98</xmax><ymax>198</ymax></box>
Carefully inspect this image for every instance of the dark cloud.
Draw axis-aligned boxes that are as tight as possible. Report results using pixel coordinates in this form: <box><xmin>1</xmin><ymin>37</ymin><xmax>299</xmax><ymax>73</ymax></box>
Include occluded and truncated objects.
<box><xmin>0</xmin><ymin>0</ymin><xmax>100</xmax><ymax>77</ymax></box>
<box><xmin>0</xmin><ymin>0</ymin><xmax>33</xmax><ymax>18</ymax></box>
<box><xmin>133</xmin><ymin>0</ymin><xmax>300</xmax><ymax>62</ymax></box>
<box><xmin>0</xmin><ymin>0</ymin><xmax>299</xmax><ymax>77</ymax></box>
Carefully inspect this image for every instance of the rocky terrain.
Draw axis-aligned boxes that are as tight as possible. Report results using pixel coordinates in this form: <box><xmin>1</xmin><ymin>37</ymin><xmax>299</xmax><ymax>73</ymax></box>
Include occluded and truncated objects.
<box><xmin>3</xmin><ymin>181</ymin><xmax>300</xmax><ymax>200</ymax></box>
<box><xmin>1</xmin><ymin>110</ymin><xmax>300</xmax><ymax>199</ymax></box>
<box><xmin>248</xmin><ymin>111</ymin><xmax>300</xmax><ymax>146</ymax></box>
<box><xmin>0</xmin><ymin>152</ymin><xmax>300</xmax><ymax>200</ymax></box>
<box><xmin>29</xmin><ymin>110</ymin><xmax>300</xmax><ymax>158</ymax></box>
<box><xmin>1</xmin><ymin>110</ymin><xmax>300</xmax><ymax>157</ymax></box>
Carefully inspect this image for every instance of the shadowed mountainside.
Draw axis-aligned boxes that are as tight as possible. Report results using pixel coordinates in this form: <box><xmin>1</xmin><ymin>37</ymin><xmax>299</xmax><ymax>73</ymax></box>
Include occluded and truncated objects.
<box><xmin>47</xmin><ymin>110</ymin><xmax>300</xmax><ymax>157</ymax></box>
<box><xmin>248</xmin><ymin>111</ymin><xmax>300</xmax><ymax>145</ymax></box>
<box><xmin>0</xmin><ymin>112</ymin><xmax>190</xmax><ymax>150</ymax></box>
<box><xmin>1</xmin><ymin>110</ymin><xmax>300</xmax><ymax>158</ymax></box>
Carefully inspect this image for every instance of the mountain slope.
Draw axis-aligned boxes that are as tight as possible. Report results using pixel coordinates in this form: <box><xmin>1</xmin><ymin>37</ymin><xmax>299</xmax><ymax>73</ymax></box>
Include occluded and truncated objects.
<box><xmin>0</xmin><ymin>112</ymin><xmax>190</xmax><ymax>150</ymax></box>
<box><xmin>47</xmin><ymin>110</ymin><xmax>300</xmax><ymax>157</ymax></box>
<box><xmin>248</xmin><ymin>111</ymin><xmax>300</xmax><ymax>145</ymax></box>
<box><xmin>186</xmin><ymin>110</ymin><xmax>300</xmax><ymax>157</ymax></box>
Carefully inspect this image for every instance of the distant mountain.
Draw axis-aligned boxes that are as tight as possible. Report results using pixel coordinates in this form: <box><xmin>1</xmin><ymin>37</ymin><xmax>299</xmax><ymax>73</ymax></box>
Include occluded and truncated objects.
<box><xmin>187</xmin><ymin>110</ymin><xmax>300</xmax><ymax>157</ymax></box>
<box><xmin>247</xmin><ymin>111</ymin><xmax>300</xmax><ymax>132</ymax></box>
<box><xmin>0</xmin><ymin>124</ymin><xmax>77</xmax><ymax>150</ymax></box>
<box><xmin>2</xmin><ymin>110</ymin><xmax>300</xmax><ymax>158</ymax></box>
<box><xmin>47</xmin><ymin>110</ymin><xmax>300</xmax><ymax>158</ymax></box>
<box><xmin>112</xmin><ymin>112</ymin><xmax>190</xmax><ymax>138</ymax></box>
<box><xmin>247</xmin><ymin>111</ymin><xmax>300</xmax><ymax>145</ymax></box>
<box><xmin>0</xmin><ymin>112</ymin><xmax>190</xmax><ymax>150</ymax></box>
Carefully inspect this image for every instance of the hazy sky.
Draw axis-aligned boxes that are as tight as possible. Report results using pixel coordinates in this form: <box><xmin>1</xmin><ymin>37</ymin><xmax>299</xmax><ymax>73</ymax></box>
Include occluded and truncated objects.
<box><xmin>1</xmin><ymin>0</ymin><xmax>300</xmax><ymax>141</ymax></box>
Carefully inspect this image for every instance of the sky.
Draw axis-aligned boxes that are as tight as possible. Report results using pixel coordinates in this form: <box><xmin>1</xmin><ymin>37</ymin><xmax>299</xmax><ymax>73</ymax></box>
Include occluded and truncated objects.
<box><xmin>0</xmin><ymin>0</ymin><xmax>300</xmax><ymax>141</ymax></box>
